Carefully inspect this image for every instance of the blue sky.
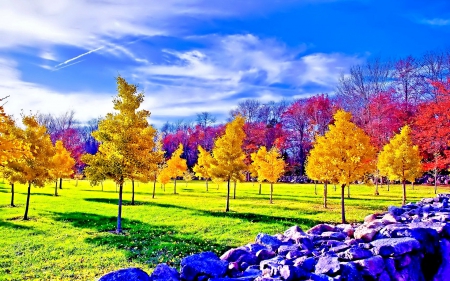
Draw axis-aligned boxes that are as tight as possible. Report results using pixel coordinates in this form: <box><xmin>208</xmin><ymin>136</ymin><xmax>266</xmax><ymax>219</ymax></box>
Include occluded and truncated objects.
<box><xmin>1</xmin><ymin>0</ymin><xmax>449</xmax><ymax>126</ymax></box>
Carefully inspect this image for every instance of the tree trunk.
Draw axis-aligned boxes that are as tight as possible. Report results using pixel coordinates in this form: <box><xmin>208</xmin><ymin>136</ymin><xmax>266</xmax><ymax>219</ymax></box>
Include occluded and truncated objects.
<box><xmin>347</xmin><ymin>184</ymin><xmax>350</xmax><ymax>198</ymax></box>
<box><xmin>387</xmin><ymin>180</ymin><xmax>390</xmax><ymax>191</ymax></box>
<box><xmin>117</xmin><ymin>182</ymin><xmax>123</xmax><ymax>233</ymax></box>
<box><xmin>131</xmin><ymin>179</ymin><xmax>135</xmax><ymax>205</ymax></box>
<box><xmin>375</xmin><ymin>177</ymin><xmax>379</xmax><ymax>196</ymax></box>
<box><xmin>334</xmin><ymin>184</ymin><xmax>337</xmax><ymax>191</ymax></box>
<box><xmin>323</xmin><ymin>182</ymin><xmax>328</xmax><ymax>208</ymax></box>
<box><xmin>225</xmin><ymin>179</ymin><xmax>230</xmax><ymax>212</ymax></box>
<box><xmin>402</xmin><ymin>179</ymin><xmax>407</xmax><ymax>206</ymax></box>
<box><xmin>24</xmin><ymin>182</ymin><xmax>31</xmax><ymax>220</ymax></box>
<box><xmin>434</xmin><ymin>168</ymin><xmax>438</xmax><ymax>194</ymax></box>
<box><xmin>411</xmin><ymin>182</ymin><xmax>414</xmax><ymax>190</ymax></box>
<box><xmin>115</xmin><ymin>184</ymin><xmax>117</xmax><ymax>193</ymax></box>
<box><xmin>341</xmin><ymin>184</ymin><xmax>346</xmax><ymax>223</ymax></box>
<box><xmin>233</xmin><ymin>181</ymin><xmax>236</xmax><ymax>199</ymax></box>
<box><xmin>75</xmin><ymin>178</ymin><xmax>78</xmax><ymax>187</ymax></box>
<box><xmin>60</xmin><ymin>178</ymin><xmax>63</xmax><ymax>190</ymax></box>
<box><xmin>10</xmin><ymin>183</ymin><xmax>14</xmax><ymax>207</ymax></box>
<box><xmin>152</xmin><ymin>180</ymin><xmax>156</xmax><ymax>199</ymax></box>
<box><xmin>163</xmin><ymin>184</ymin><xmax>165</xmax><ymax>192</ymax></box>
<box><xmin>314</xmin><ymin>181</ymin><xmax>317</xmax><ymax>195</ymax></box>
<box><xmin>206</xmin><ymin>179</ymin><xmax>208</xmax><ymax>192</ymax></box>
<box><xmin>55</xmin><ymin>180</ymin><xmax>58</xmax><ymax>196</ymax></box>
<box><xmin>259</xmin><ymin>183</ymin><xmax>262</xmax><ymax>195</ymax></box>
<box><xmin>174</xmin><ymin>178</ymin><xmax>177</xmax><ymax>194</ymax></box>
<box><xmin>101</xmin><ymin>181</ymin><xmax>103</xmax><ymax>191</ymax></box>
<box><xmin>270</xmin><ymin>183</ymin><xmax>273</xmax><ymax>204</ymax></box>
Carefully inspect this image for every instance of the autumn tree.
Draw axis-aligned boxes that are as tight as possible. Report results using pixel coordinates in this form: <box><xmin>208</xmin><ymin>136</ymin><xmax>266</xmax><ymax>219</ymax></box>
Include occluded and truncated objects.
<box><xmin>193</xmin><ymin>145</ymin><xmax>213</xmax><ymax>191</ymax></box>
<box><xmin>6</xmin><ymin>115</ymin><xmax>55</xmax><ymax>220</ymax></box>
<box><xmin>306</xmin><ymin>110</ymin><xmax>376</xmax><ymax>223</ymax></box>
<box><xmin>210</xmin><ymin>115</ymin><xmax>246</xmax><ymax>212</ymax></box>
<box><xmin>51</xmin><ymin>140</ymin><xmax>75</xmax><ymax>196</ymax></box>
<box><xmin>82</xmin><ymin>76</ymin><xmax>158</xmax><ymax>233</ymax></box>
<box><xmin>183</xmin><ymin>170</ymin><xmax>194</xmax><ymax>187</ymax></box>
<box><xmin>378</xmin><ymin>125</ymin><xmax>422</xmax><ymax>205</ymax></box>
<box><xmin>251</xmin><ymin>146</ymin><xmax>285</xmax><ymax>204</ymax></box>
<box><xmin>165</xmin><ymin>143</ymin><xmax>187</xmax><ymax>194</ymax></box>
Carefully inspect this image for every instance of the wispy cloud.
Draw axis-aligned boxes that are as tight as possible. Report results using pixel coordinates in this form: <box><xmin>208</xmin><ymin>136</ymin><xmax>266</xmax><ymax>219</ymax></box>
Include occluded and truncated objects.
<box><xmin>420</xmin><ymin>18</ymin><xmax>450</xmax><ymax>26</ymax></box>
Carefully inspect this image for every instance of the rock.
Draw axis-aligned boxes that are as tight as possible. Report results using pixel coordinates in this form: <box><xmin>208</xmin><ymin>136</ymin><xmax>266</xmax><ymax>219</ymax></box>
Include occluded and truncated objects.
<box><xmin>432</xmin><ymin>239</ymin><xmax>450</xmax><ymax>281</ymax></box>
<box><xmin>354</xmin><ymin>224</ymin><xmax>382</xmax><ymax>242</ymax></box>
<box><xmin>286</xmin><ymin>250</ymin><xmax>303</xmax><ymax>260</ymax></box>
<box><xmin>284</xmin><ymin>225</ymin><xmax>306</xmax><ymax>239</ymax></box>
<box><xmin>236</xmin><ymin>253</ymin><xmax>258</xmax><ymax>266</ymax></box>
<box><xmin>307</xmin><ymin>224</ymin><xmax>336</xmax><ymax>235</ymax></box>
<box><xmin>242</xmin><ymin>267</ymin><xmax>262</xmax><ymax>278</ymax></box>
<box><xmin>297</xmin><ymin>237</ymin><xmax>314</xmax><ymax>251</ymax></box>
<box><xmin>340</xmin><ymin>262</ymin><xmax>364</xmax><ymax>281</ymax></box>
<box><xmin>256</xmin><ymin>234</ymin><xmax>282</xmax><ymax>251</ymax></box>
<box><xmin>364</xmin><ymin>213</ymin><xmax>379</xmax><ymax>223</ymax></box>
<box><xmin>150</xmin><ymin>264</ymin><xmax>180</xmax><ymax>281</ymax></box>
<box><xmin>220</xmin><ymin>248</ymin><xmax>250</xmax><ymax>262</ymax></box>
<box><xmin>337</xmin><ymin>224</ymin><xmax>355</xmax><ymax>238</ymax></box>
<box><xmin>321</xmin><ymin>232</ymin><xmax>347</xmax><ymax>241</ymax></box>
<box><xmin>293</xmin><ymin>256</ymin><xmax>315</xmax><ymax>272</ymax></box>
<box><xmin>315</xmin><ymin>253</ymin><xmax>340</xmax><ymax>275</ymax></box>
<box><xmin>308</xmin><ymin>273</ymin><xmax>334</xmax><ymax>281</ymax></box>
<box><xmin>381</xmin><ymin>213</ymin><xmax>399</xmax><ymax>224</ymax></box>
<box><xmin>180</xmin><ymin>252</ymin><xmax>228</xmax><ymax>281</ymax></box>
<box><xmin>329</xmin><ymin>244</ymin><xmax>350</xmax><ymax>253</ymax></box>
<box><xmin>396</xmin><ymin>254</ymin><xmax>426</xmax><ymax>281</ymax></box>
<box><xmin>254</xmin><ymin>277</ymin><xmax>282</xmax><ymax>281</ymax></box>
<box><xmin>98</xmin><ymin>268</ymin><xmax>151</xmax><ymax>281</ymax></box>
<box><xmin>245</xmin><ymin>243</ymin><xmax>268</xmax><ymax>254</ymax></box>
<box><xmin>370</xmin><ymin>238</ymin><xmax>421</xmax><ymax>257</ymax></box>
<box><xmin>227</xmin><ymin>262</ymin><xmax>240</xmax><ymax>277</ymax></box>
<box><xmin>388</xmin><ymin>206</ymin><xmax>406</xmax><ymax>216</ymax></box>
<box><xmin>378</xmin><ymin>271</ymin><xmax>391</xmax><ymax>281</ymax></box>
<box><xmin>354</xmin><ymin>255</ymin><xmax>385</xmax><ymax>278</ymax></box>
<box><xmin>396</xmin><ymin>254</ymin><xmax>411</xmax><ymax>268</ymax></box>
<box><xmin>339</xmin><ymin>246</ymin><xmax>373</xmax><ymax>261</ymax></box>
<box><xmin>260</xmin><ymin>256</ymin><xmax>285</xmax><ymax>271</ymax></box>
<box><xmin>256</xmin><ymin>249</ymin><xmax>276</xmax><ymax>261</ymax></box>
<box><xmin>209</xmin><ymin>278</ymin><xmax>255</xmax><ymax>281</ymax></box>
<box><xmin>277</xmin><ymin>244</ymin><xmax>299</xmax><ymax>256</ymax></box>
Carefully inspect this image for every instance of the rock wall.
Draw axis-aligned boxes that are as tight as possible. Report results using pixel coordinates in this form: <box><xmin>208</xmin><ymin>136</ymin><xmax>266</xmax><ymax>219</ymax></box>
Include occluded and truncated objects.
<box><xmin>99</xmin><ymin>194</ymin><xmax>450</xmax><ymax>281</ymax></box>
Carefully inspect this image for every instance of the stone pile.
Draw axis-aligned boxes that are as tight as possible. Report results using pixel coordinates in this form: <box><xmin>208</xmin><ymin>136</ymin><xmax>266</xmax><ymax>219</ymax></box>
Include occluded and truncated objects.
<box><xmin>98</xmin><ymin>194</ymin><xmax>450</xmax><ymax>281</ymax></box>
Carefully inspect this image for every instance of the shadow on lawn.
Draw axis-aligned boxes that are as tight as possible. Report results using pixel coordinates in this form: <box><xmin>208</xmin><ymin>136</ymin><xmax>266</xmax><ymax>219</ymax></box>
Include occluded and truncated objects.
<box><xmin>0</xmin><ymin>220</ymin><xmax>33</xmax><ymax>230</ymax></box>
<box><xmin>50</xmin><ymin>211</ymin><xmax>229</xmax><ymax>267</ymax></box>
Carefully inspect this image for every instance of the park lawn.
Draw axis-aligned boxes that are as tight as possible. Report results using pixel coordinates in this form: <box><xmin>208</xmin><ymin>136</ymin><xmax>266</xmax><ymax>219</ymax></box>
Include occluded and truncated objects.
<box><xmin>0</xmin><ymin>179</ymin><xmax>448</xmax><ymax>280</ymax></box>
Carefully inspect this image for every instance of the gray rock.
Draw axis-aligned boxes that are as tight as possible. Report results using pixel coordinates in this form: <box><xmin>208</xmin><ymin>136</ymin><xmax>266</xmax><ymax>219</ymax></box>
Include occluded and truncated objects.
<box><xmin>297</xmin><ymin>237</ymin><xmax>314</xmax><ymax>251</ymax></box>
<box><xmin>256</xmin><ymin>249</ymin><xmax>276</xmax><ymax>262</ymax></box>
<box><xmin>339</xmin><ymin>246</ymin><xmax>373</xmax><ymax>261</ymax></box>
<box><xmin>354</xmin><ymin>255</ymin><xmax>385</xmax><ymax>278</ymax></box>
<box><xmin>98</xmin><ymin>268</ymin><xmax>151</xmax><ymax>281</ymax></box>
<box><xmin>315</xmin><ymin>254</ymin><xmax>340</xmax><ymax>275</ymax></box>
<box><xmin>307</xmin><ymin>224</ymin><xmax>336</xmax><ymax>235</ymax></box>
<box><xmin>284</xmin><ymin>225</ymin><xmax>306</xmax><ymax>239</ymax></box>
<box><xmin>329</xmin><ymin>244</ymin><xmax>350</xmax><ymax>253</ymax></box>
<box><xmin>340</xmin><ymin>262</ymin><xmax>364</xmax><ymax>281</ymax></box>
<box><xmin>180</xmin><ymin>252</ymin><xmax>228</xmax><ymax>281</ymax></box>
<box><xmin>370</xmin><ymin>237</ymin><xmax>421</xmax><ymax>257</ymax></box>
<box><xmin>293</xmin><ymin>256</ymin><xmax>316</xmax><ymax>272</ymax></box>
<box><xmin>321</xmin><ymin>232</ymin><xmax>347</xmax><ymax>241</ymax></box>
<box><xmin>432</xmin><ymin>239</ymin><xmax>450</xmax><ymax>281</ymax></box>
<box><xmin>260</xmin><ymin>256</ymin><xmax>285</xmax><ymax>270</ymax></box>
<box><xmin>378</xmin><ymin>271</ymin><xmax>391</xmax><ymax>281</ymax></box>
<box><xmin>277</xmin><ymin>244</ymin><xmax>299</xmax><ymax>256</ymax></box>
<box><xmin>308</xmin><ymin>273</ymin><xmax>334</xmax><ymax>281</ymax></box>
<box><xmin>388</xmin><ymin>206</ymin><xmax>405</xmax><ymax>216</ymax></box>
<box><xmin>220</xmin><ymin>248</ymin><xmax>250</xmax><ymax>262</ymax></box>
<box><xmin>150</xmin><ymin>264</ymin><xmax>180</xmax><ymax>281</ymax></box>
<box><xmin>245</xmin><ymin>243</ymin><xmax>268</xmax><ymax>254</ymax></box>
<box><xmin>209</xmin><ymin>278</ymin><xmax>255</xmax><ymax>281</ymax></box>
<box><xmin>256</xmin><ymin>234</ymin><xmax>282</xmax><ymax>251</ymax></box>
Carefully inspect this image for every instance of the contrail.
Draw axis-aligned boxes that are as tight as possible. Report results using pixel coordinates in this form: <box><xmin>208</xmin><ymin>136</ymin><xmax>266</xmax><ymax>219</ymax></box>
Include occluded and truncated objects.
<box><xmin>52</xmin><ymin>59</ymin><xmax>85</xmax><ymax>71</ymax></box>
<box><xmin>54</xmin><ymin>46</ymin><xmax>104</xmax><ymax>68</ymax></box>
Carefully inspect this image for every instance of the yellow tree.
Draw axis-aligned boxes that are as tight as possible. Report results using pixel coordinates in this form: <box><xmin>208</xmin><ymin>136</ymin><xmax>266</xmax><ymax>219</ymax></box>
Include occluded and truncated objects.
<box><xmin>51</xmin><ymin>140</ymin><xmax>75</xmax><ymax>196</ymax></box>
<box><xmin>305</xmin><ymin>146</ymin><xmax>339</xmax><ymax>208</ymax></box>
<box><xmin>193</xmin><ymin>145</ymin><xmax>214</xmax><ymax>191</ymax></box>
<box><xmin>7</xmin><ymin>115</ymin><xmax>55</xmax><ymax>220</ymax></box>
<box><xmin>183</xmin><ymin>170</ymin><xmax>194</xmax><ymax>187</ymax></box>
<box><xmin>0</xmin><ymin>106</ymin><xmax>27</xmax><ymax>164</ymax></box>
<box><xmin>157</xmin><ymin>166</ymin><xmax>171</xmax><ymax>191</ymax></box>
<box><xmin>210</xmin><ymin>115</ymin><xmax>246</xmax><ymax>212</ymax></box>
<box><xmin>378</xmin><ymin>125</ymin><xmax>422</xmax><ymax>205</ymax></box>
<box><xmin>306</xmin><ymin>110</ymin><xmax>376</xmax><ymax>223</ymax></box>
<box><xmin>82</xmin><ymin>77</ymin><xmax>158</xmax><ymax>233</ymax></box>
<box><xmin>251</xmin><ymin>146</ymin><xmax>285</xmax><ymax>204</ymax></box>
<box><xmin>165</xmin><ymin>143</ymin><xmax>187</xmax><ymax>194</ymax></box>
<box><xmin>146</xmin><ymin>134</ymin><xmax>165</xmax><ymax>199</ymax></box>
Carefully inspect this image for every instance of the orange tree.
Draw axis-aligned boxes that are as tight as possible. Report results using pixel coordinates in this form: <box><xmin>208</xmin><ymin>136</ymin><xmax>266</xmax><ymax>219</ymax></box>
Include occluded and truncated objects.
<box><xmin>164</xmin><ymin>143</ymin><xmax>187</xmax><ymax>194</ymax></box>
<box><xmin>193</xmin><ymin>145</ymin><xmax>214</xmax><ymax>191</ymax></box>
<box><xmin>306</xmin><ymin>110</ymin><xmax>376</xmax><ymax>223</ymax></box>
<box><xmin>51</xmin><ymin>140</ymin><xmax>75</xmax><ymax>196</ymax></box>
<box><xmin>82</xmin><ymin>76</ymin><xmax>158</xmax><ymax>233</ymax></box>
<box><xmin>378</xmin><ymin>125</ymin><xmax>422</xmax><ymax>205</ymax></box>
<box><xmin>210</xmin><ymin>115</ymin><xmax>246</xmax><ymax>212</ymax></box>
<box><xmin>251</xmin><ymin>146</ymin><xmax>285</xmax><ymax>204</ymax></box>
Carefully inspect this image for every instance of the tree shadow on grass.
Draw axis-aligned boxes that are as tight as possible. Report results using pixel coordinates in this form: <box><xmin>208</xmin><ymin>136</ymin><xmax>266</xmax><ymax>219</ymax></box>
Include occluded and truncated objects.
<box><xmin>0</xmin><ymin>220</ymin><xmax>33</xmax><ymax>230</ymax></box>
<box><xmin>17</xmin><ymin>192</ymin><xmax>54</xmax><ymax>197</ymax></box>
<box><xmin>50</xmin><ymin>211</ymin><xmax>229</xmax><ymax>268</ymax></box>
<box><xmin>84</xmin><ymin>198</ymin><xmax>164</xmax><ymax>206</ymax></box>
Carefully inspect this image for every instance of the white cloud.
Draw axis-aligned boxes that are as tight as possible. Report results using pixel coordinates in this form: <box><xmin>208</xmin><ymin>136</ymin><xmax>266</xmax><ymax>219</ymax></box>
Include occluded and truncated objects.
<box><xmin>420</xmin><ymin>18</ymin><xmax>450</xmax><ymax>26</ymax></box>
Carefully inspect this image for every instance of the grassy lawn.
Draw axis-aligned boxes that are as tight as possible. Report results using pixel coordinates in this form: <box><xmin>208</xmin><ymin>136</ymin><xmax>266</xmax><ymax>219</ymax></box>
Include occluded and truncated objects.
<box><xmin>0</xmin><ymin>179</ymin><xmax>447</xmax><ymax>280</ymax></box>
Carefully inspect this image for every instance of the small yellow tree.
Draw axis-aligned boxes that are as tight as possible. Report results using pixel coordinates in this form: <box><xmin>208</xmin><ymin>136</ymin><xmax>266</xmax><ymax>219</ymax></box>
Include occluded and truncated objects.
<box><xmin>251</xmin><ymin>146</ymin><xmax>285</xmax><ymax>204</ymax></box>
<box><xmin>378</xmin><ymin>125</ymin><xmax>422</xmax><ymax>205</ymax></box>
<box><xmin>183</xmin><ymin>170</ymin><xmax>194</xmax><ymax>187</ymax></box>
<box><xmin>51</xmin><ymin>140</ymin><xmax>75</xmax><ymax>196</ymax></box>
<box><xmin>165</xmin><ymin>143</ymin><xmax>187</xmax><ymax>194</ymax></box>
<box><xmin>157</xmin><ymin>166</ymin><xmax>171</xmax><ymax>191</ymax></box>
<box><xmin>193</xmin><ymin>145</ymin><xmax>214</xmax><ymax>191</ymax></box>
<box><xmin>210</xmin><ymin>115</ymin><xmax>246</xmax><ymax>212</ymax></box>
<box><xmin>306</xmin><ymin>110</ymin><xmax>376</xmax><ymax>223</ymax></box>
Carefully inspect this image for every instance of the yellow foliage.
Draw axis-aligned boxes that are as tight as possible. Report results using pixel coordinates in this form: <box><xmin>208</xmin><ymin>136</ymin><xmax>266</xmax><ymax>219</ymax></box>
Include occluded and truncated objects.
<box><xmin>378</xmin><ymin>125</ymin><xmax>422</xmax><ymax>183</ymax></box>
<box><xmin>251</xmin><ymin>146</ymin><xmax>285</xmax><ymax>184</ymax></box>
<box><xmin>51</xmin><ymin>140</ymin><xmax>75</xmax><ymax>179</ymax></box>
<box><xmin>165</xmin><ymin>144</ymin><xmax>187</xmax><ymax>179</ymax></box>
<box><xmin>193</xmin><ymin>145</ymin><xmax>213</xmax><ymax>180</ymax></box>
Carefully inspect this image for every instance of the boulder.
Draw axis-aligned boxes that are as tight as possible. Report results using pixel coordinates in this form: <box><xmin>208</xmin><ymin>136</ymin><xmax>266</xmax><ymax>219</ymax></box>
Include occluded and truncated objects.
<box><xmin>338</xmin><ymin>246</ymin><xmax>373</xmax><ymax>261</ymax></box>
<box><xmin>256</xmin><ymin>249</ymin><xmax>276</xmax><ymax>262</ymax></box>
<box><xmin>314</xmin><ymin>253</ymin><xmax>340</xmax><ymax>275</ymax></box>
<box><xmin>98</xmin><ymin>268</ymin><xmax>151</xmax><ymax>281</ymax></box>
<box><xmin>432</xmin><ymin>239</ymin><xmax>450</xmax><ymax>281</ymax></box>
<box><xmin>370</xmin><ymin>237</ymin><xmax>420</xmax><ymax>257</ymax></box>
<box><xmin>293</xmin><ymin>256</ymin><xmax>316</xmax><ymax>272</ymax></box>
<box><xmin>354</xmin><ymin>255</ymin><xmax>385</xmax><ymax>279</ymax></box>
<box><xmin>180</xmin><ymin>252</ymin><xmax>228</xmax><ymax>281</ymax></box>
<box><xmin>244</xmin><ymin>244</ymin><xmax>268</xmax><ymax>254</ymax></box>
<box><xmin>150</xmin><ymin>264</ymin><xmax>180</xmax><ymax>281</ymax></box>
<box><xmin>307</xmin><ymin>224</ymin><xmax>336</xmax><ymax>235</ymax></box>
<box><xmin>220</xmin><ymin>248</ymin><xmax>250</xmax><ymax>262</ymax></box>
<box><xmin>388</xmin><ymin>206</ymin><xmax>406</xmax><ymax>216</ymax></box>
<box><xmin>284</xmin><ymin>225</ymin><xmax>306</xmax><ymax>239</ymax></box>
<box><xmin>320</xmin><ymin>231</ymin><xmax>347</xmax><ymax>241</ymax></box>
<box><xmin>256</xmin><ymin>234</ymin><xmax>282</xmax><ymax>251</ymax></box>
<box><xmin>277</xmin><ymin>244</ymin><xmax>299</xmax><ymax>256</ymax></box>
<box><xmin>340</xmin><ymin>262</ymin><xmax>364</xmax><ymax>281</ymax></box>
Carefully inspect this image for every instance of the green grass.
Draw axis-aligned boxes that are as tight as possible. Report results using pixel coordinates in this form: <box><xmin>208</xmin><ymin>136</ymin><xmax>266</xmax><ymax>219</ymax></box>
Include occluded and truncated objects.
<box><xmin>0</xmin><ymin>179</ymin><xmax>447</xmax><ymax>280</ymax></box>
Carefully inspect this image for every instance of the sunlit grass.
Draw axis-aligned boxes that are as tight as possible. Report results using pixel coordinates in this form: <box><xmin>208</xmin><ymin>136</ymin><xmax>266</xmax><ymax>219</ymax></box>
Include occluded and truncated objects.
<box><xmin>0</xmin><ymin>179</ymin><xmax>447</xmax><ymax>280</ymax></box>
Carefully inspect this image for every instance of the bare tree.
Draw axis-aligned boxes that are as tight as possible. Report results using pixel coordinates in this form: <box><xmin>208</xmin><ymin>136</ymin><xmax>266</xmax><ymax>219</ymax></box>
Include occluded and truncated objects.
<box><xmin>196</xmin><ymin>112</ymin><xmax>216</xmax><ymax>128</ymax></box>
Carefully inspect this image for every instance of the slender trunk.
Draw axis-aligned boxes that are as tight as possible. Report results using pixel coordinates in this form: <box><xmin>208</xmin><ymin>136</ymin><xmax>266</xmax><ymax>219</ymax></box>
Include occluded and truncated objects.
<box><xmin>323</xmin><ymin>182</ymin><xmax>328</xmax><ymax>208</ymax></box>
<box><xmin>375</xmin><ymin>177</ymin><xmax>379</xmax><ymax>196</ymax></box>
<box><xmin>387</xmin><ymin>180</ymin><xmax>390</xmax><ymax>191</ymax></box>
<box><xmin>24</xmin><ymin>183</ymin><xmax>31</xmax><ymax>220</ymax></box>
<box><xmin>152</xmin><ymin>180</ymin><xmax>156</xmax><ymax>199</ymax></box>
<box><xmin>101</xmin><ymin>181</ymin><xmax>103</xmax><ymax>191</ymax></box>
<box><xmin>163</xmin><ymin>184</ymin><xmax>166</xmax><ymax>192</ymax></box>
<box><xmin>75</xmin><ymin>178</ymin><xmax>78</xmax><ymax>187</ymax></box>
<box><xmin>334</xmin><ymin>184</ymin><xmax>337</xmax><ymax>191</ymax></box>
<box><xmin>131</xmin><ymin>179</ymin><xmax>135</xmax><ymax>205</ymax></box>
<box><xmin>411</xmin><ymin>182</ymin><xmax>414</xmax><ymax>190</ymax></box>
<box><xmin>206</xmin><ymin>179</ymin><xmax>208</xmax><ymax>192</ymax></box>
<box><xmin>225</xmin><ymin>180</ymin><xmax>230</xmax><ymax>212</ymax></box>
<box><xmin>59</xmin><ymin>178</ymin><xmax>63</xmax><ymax>190</ymax></box>
<box><xmin>10</xmin><ymin>183</ymin><xmax>14</xmax><ymax>207</ymax></box>
<box><xmin>117</xmin><ymin>182</ymin><xmax>123</xmax><ymax>233</ymax></box>
<box><xmin>402</xmin><ymin>179</ymin><xmax>406</xmax><ymax>206</ymax></box>
<box><xmin>55</xmin><ymin>180</ymin><xmax>58</xmax><ymax>196</ymax></box>
<box><xmin>259</xmin><ymin>183</ymin><xmax>262</xmax><ymax>195</ymax></box>
<box><xmin>217</xmin><ymin>183</ymin><xmax>219</xmax><ymax>190</ymax></box>
<box><xmin>115</xmin><ymin>184</ymin><xmax>117</xmax><ymax>193</ymax></box>
<box><xmin>174</xmin><ymin>178</ymin><xmax>177</xmax><ymax>194</ymax></box>
<box><xmin>347</xmin><ymin>184</ymin><xmax>350</xmax><ymax>198</ymax></box>
<box><xmin>341</xmin><ymin>184</ymin><xmax>346</xmax><ymax>223</ymax></box>
<box><xmin>434</xmin><ymin>168</ymin><xmax>438</xmax><ymax>194</ymax></box>
<box><xmin>270</xmin><ymin>183</ymin><xmax>273</xmax><ymax>204</ymax></box>
<box><xmin>314</xmin><ymin>181</ymin><xmax>317</xmax><ymax>195</ymax></box>
<box><xmin>233</xmin><ymin>181</ymin><xmax>236</xmax><ymax>199</ymax></box>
